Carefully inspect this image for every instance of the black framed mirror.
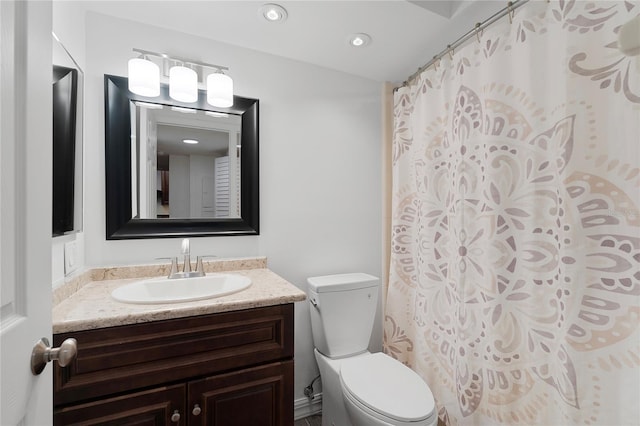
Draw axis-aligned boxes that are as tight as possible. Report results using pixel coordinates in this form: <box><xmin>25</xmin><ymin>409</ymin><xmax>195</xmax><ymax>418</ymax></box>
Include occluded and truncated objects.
<box><xmin>104</xmin><ymin>74</ymin><xmax>259</xmax><ymax>239</ymax></box>
<box><xmin>52</xmin><ymin>34</ymin><xmax>84</xmax><ymax>237</ymax></box>
<box><xmin>53</xmin><ymin>65</ymin><xmax>79</xmax><ymax>236</ymax></box>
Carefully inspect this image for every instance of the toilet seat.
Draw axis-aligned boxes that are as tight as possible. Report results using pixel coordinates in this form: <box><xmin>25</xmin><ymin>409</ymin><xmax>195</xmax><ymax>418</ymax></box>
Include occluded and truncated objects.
<box><xmin>339</xmin><ymin>352</ymin><xmax>436</xmax><ymax>424</ymax></box>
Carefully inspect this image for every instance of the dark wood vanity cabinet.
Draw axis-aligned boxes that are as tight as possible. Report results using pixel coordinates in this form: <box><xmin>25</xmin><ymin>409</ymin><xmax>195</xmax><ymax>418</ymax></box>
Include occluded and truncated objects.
<box><xmin>53</xmin><ymin>304</ymin><xmax>294</xmax><ymax>426</ymax></box>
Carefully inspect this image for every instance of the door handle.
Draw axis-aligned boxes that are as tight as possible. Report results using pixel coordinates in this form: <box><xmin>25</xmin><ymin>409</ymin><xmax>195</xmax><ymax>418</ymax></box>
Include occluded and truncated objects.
<box><xmin>31</xmin><ymin>337</ymin><xmax>77</xmax><ymax>375</ymax></box>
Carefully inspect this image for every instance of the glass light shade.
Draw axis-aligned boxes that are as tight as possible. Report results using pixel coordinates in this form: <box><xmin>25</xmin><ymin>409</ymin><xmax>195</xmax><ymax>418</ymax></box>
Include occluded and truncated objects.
<box><xmin>169</xmin><ymin>66</ymin><xmax>198</xmax><ymax>103</ymax></box>
<box><xmin>128</xmin><ymin>57</ymin><xmax>160</xmax><ymax>97</ymax></box>
<box><xmin>207</xmin><ymin>73</ymin><xmax>233</xmax><ymax>108</ymax></box>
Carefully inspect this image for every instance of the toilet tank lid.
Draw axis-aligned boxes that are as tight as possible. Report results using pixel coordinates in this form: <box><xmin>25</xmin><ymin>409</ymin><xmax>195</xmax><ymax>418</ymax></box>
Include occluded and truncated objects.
<box><xmin>307</xmin><ymin>273</ymin><xmax>378</xmax><ymax>293</ymax></box>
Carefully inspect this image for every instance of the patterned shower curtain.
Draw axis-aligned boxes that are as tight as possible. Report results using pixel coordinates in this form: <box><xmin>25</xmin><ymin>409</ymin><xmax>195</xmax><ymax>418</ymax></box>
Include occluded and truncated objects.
<box><xmin>385</xmin><ymin>1</ymin><xmax>640</xmax><ymax>425</ymax></box>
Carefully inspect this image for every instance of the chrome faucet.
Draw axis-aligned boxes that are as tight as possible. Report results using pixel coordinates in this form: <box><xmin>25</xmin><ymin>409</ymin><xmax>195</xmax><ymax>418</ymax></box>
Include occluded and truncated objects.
<box><xmin>163</xmin><ymin>239</ymin><xmax>214</xmax><ymax>279</ymax></box>
<box><xmin>181</xmin><ymin>238</ymin><xmax>192</xmax><ymax>274</ymax></box>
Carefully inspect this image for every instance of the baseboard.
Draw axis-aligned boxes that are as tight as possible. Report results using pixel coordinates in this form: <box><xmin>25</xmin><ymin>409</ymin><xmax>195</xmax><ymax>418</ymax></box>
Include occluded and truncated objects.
<box><xmin>294</xmin><ymin>392</ymin><xmax>322</xmax><ymax>420</ymax></box>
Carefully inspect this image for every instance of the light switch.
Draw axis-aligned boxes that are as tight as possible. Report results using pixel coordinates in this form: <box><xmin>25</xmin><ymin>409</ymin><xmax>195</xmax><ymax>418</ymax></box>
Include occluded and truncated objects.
<box><xmin>64</xmin><ymin>241</ymin><xmax>77</xmax><ymax>275</ymax></box>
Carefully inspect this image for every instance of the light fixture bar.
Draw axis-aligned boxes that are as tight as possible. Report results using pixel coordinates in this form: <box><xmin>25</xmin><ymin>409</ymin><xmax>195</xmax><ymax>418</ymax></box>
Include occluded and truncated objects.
<box><xmin>132</xmin><ymin>48</ymin><xmax>228</xmax><ymax>71</ymax></box>
<box><xmin>129</xmin><ymin>48</ymin><xmax>234</xmax><ymax>107</ymax></box>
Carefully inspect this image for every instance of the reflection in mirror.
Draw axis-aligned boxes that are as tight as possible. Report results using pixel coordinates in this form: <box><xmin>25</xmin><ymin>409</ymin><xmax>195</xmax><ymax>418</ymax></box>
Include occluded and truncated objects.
<box><xmin>52</xmin><ymin>33</ymin><xmax>83</xmax><ymax>237</ymax></box>
<box><xmin>131</xmin><ymin>102</ymin><xmax>242</xmax><ymax>219</ymax></box>
<box><xmin>104</xmin><ymin>74</ymin><xmax>259</xmax><ymax>239</ymax></box>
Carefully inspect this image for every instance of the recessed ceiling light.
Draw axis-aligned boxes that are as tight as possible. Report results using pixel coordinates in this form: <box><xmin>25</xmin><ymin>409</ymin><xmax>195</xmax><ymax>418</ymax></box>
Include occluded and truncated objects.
<box><xmin>183</xmin><ymin>139</ymin><xmax>199</xmax><ymax>144</ymax></box>
<box><xmin>260</xmin><ymin>3</ymin><xmax>288</xmax><ymax>22</ymax></box>
<box><xmin>348</xmin><ymin>33</ymin><xmax>372</xmax><ymax>48</ymax></box>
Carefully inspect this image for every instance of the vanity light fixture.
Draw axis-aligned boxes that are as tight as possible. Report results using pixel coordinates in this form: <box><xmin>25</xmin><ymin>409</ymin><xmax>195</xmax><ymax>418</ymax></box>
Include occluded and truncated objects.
<box><xmin>205</xmin><ymin>111</ymin><xmax>230</xmax><ymax>118</ymax></box>
<box><xmin>128</xmin><ymin>48</ymin><xmax>234</xmax><ymax>107</ymax></box>
<box><xmin>128</xmin><ymin>55</ymin><xmax>160</xmax><ymax>97</ymax></box>
<box><xmin>171</xmin><ymin>106</ymin><xmax>197</xmax><ymax>114</ymax></box>
<box><xmin>169</xmin><ymin>64</ymin><xmax>198</xmax><ymax>103</ymax></box>
<box><xmin>260</xmin><ymin>3</ymin><xmax>288</xmax><ymax>22</ymax></box>
<box><xmin>348</xmin><ymin>33</ymin><xmax>372</xmax><ymax>48</ymax></box>
<box><xmin>182</xmin><ymin>139</ymin><xmax>199</xmax><ymax>144</ymax></box>
<box><xmin>135</xmin><ymin>101</ymin><xmax>163</xmax><ymax>110</ymax></box>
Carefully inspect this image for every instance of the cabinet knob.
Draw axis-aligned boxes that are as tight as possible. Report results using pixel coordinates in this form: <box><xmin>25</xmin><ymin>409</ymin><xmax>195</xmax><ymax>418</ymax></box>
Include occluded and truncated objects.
<box><xmin>31</xmin><ymin>337</ymin><xmax>77</xmax><ymax>375</ymax></box>
<box><xmin>171</xmin><ymin>410</ymin><xmax>181</xmax><ymax>423</ymax></box>
<box><xmin>192</xmin><ymin>404</ymin><xmax>202</xmax><ymax>416</ymax></box>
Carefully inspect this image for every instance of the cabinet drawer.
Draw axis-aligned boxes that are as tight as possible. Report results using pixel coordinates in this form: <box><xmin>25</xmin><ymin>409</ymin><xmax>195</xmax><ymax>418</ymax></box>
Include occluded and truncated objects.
<box><xmin>54</xmin><ymin>304</ymin><xmax>293</xmax><ymax>406</ymax></box>
<box><xmin>54</xmin><ymin>384</ymin><xmax>185</xmax><ymax>426</ymax></box>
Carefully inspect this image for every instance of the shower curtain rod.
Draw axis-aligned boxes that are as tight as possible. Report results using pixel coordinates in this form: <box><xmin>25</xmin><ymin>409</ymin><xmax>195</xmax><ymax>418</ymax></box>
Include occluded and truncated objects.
<box><xmin>398</xmin><ymin>0</ymin><xmax>531</xmax><ymax>90</ymax></box>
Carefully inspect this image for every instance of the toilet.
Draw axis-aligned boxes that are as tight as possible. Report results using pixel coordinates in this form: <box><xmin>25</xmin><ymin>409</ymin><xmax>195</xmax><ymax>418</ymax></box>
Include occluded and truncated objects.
<box><xmin>308</xmin><ymin>273</ymin><xmax>437</xmax><ymax>426</ymax></box>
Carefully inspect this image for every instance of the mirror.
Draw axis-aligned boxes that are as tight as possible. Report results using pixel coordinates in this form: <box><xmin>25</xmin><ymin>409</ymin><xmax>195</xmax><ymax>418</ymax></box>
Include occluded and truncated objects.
<box><xmin>52</xmin><ymin>34</ymin><xmax>83</xmax><ymax>237</ymax></box>
<box><xmin>132</xmin><ymin>102</ymin><xmax>242</xmax><ymax>219</ymax></box>
<box><xmin>104</xmin><ymin>74</ymin><xmax>259</xmax><ymax>239</ymax></box>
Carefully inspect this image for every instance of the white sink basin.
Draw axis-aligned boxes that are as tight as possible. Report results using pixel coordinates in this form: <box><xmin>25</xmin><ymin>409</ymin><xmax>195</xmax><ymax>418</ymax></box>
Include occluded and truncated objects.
<box><xmin>111</xmin><ymin>274</ymin><xmax>252</xmax><ymax>304</ymax></box>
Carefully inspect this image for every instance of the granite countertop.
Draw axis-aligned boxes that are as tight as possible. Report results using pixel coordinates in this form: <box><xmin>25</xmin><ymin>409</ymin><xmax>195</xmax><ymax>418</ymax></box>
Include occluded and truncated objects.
<box><xmin>52</xmin><ymin>257</ymin><xmax>306</xmax><ymax>334</ymax></box>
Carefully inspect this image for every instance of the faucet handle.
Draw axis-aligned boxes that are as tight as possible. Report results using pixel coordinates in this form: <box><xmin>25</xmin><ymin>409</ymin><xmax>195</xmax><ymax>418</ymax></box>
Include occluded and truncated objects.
<box><xmin>157</xmin><ymin>257</ymin><xmax>178</xmax><ymax>277</ymax></box>
<box><xmin>195</xmin><ymin>255</ymin><xmax>217</xmax><ymax>275</ymax></box>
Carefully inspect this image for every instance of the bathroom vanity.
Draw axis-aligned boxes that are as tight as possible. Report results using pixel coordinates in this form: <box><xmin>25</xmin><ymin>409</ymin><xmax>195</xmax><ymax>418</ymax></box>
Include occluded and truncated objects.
<box><xmin>52</xmin><ymin>258</ymin><xmax>305</xmax><ymax>425</ymax></box>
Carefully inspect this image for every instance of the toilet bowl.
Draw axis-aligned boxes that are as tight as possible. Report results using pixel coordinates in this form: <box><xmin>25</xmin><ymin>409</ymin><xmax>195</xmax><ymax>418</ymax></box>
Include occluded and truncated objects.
<box><xmin>308</xmin><ymin>273</ymin><xmax>437</xmax><ymax>426</ymax></box>
<box><xmin>340</xmin><ymin>352</ymin><xmax>436</xmax><ymax>426</ymax></box>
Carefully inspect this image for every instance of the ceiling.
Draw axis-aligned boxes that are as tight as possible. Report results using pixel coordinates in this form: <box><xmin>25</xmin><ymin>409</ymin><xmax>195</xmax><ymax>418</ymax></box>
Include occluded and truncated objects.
<box><xmin>77</xmin><ymin>0</ymin><xmax>506</xmax><ymax>83</ymax></box>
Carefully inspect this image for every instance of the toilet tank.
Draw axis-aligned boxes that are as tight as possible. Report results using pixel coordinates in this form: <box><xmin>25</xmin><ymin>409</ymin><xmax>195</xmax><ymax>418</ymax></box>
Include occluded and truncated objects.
<box><xmin>307</xmin><ymin>273</ymin><xmax>379</xmax><ymax>359</ymax></box>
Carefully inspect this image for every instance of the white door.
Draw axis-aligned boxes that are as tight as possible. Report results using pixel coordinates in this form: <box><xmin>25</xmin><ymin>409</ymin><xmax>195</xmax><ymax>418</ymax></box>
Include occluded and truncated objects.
<box><xmin>1</xmin><ymin>1</ymin><xmax>54</xmax><ymax>425</ymax></box>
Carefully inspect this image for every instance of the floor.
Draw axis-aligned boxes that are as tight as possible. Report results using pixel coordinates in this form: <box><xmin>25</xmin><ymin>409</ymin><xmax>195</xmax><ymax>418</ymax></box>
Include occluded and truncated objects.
<box><xmin>294</xmin><ymin>414</ymin><xmax>322</xmax><ymax>426</ymax></box>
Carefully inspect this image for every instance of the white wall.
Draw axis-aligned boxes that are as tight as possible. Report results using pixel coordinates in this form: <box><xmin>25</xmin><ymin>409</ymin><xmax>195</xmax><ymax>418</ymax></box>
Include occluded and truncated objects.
<box><xmin>189</xmin><ymin>154</ymin><xmax>216</xmax><ymax>217</ymax></box>
<box><xmin>80</xmin><ymin>11</ymin><xmax>382</xmax><ymax>404</ymax></box>
<box><xmin>168</xmin><ymin>154</ymin><xmax>190</xmax><ymax>218</ymax></box>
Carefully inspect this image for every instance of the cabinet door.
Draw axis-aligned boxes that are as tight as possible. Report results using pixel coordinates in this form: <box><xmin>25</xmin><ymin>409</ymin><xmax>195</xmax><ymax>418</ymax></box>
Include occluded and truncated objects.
<box><xmin>54</xmin><ymin>384</ymin><xmax>185</xmax><ymax>426</ymax></box>
<box><xmin>188</xmin><ymin>360</ymin><xmax>293</xmax><ymax>426</ymax></box>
